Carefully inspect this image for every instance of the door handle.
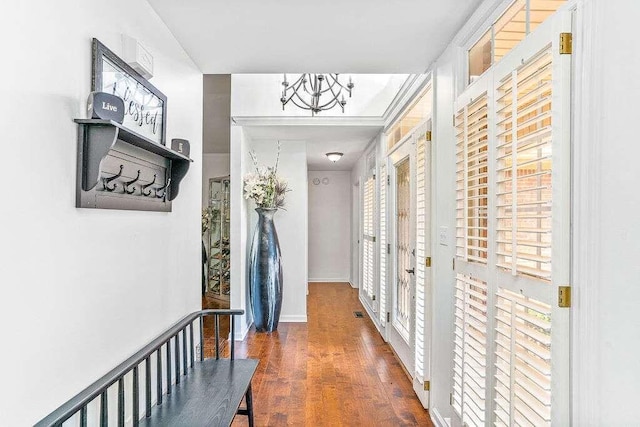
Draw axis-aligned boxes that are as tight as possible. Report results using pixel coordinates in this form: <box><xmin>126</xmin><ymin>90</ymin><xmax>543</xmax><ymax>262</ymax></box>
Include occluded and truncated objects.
<box><xmin>405</xmin><ymin>268</ymin><xmax>415</xmax><ymax>274</ymax></box>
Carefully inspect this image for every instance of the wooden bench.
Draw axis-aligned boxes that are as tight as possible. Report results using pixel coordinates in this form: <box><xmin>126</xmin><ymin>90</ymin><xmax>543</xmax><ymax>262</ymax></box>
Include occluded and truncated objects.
<box><xmin>36</xmin><ymin>309</ymin><xmax>257</xmax><ymax>427</ymax></box>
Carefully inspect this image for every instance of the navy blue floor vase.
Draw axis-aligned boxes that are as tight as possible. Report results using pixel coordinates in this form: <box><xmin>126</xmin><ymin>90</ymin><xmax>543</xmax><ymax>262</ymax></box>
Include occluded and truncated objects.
<box><xmin>249</xmin><ymin>208</ymin><xmax>283</xmax><ymax>332</ymax></box>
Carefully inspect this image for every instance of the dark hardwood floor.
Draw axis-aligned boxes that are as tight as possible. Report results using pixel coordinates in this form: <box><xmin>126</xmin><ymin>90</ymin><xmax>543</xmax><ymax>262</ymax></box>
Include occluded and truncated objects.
<box><xmin>230</xmin><ymin>282</ymin><xmax>433</xmax><ymax>426</ymax></box>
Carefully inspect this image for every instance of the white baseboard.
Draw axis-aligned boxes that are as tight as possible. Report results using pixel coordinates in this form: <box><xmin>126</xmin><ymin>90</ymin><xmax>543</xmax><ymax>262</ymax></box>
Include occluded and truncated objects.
<box><xmin>349</xmin><ymin>281</ymin><xmax>358</xmax><ymax>288</ymax></box>
<box><xmin>413</xmin><ymin>378</ymin><xmax>429</xmax><ymax>408</ymax></box>
<box><xmin>308</xmin><ymin>278</ymin><xmax>350</xmax><ymax>283</ymax></box>
<box><xmin>279</xmin><ymin>315</ymin><xmax>307</xmax><ymax>323</ymax></box>
<box><xmin>233</xmin><ymin>321</ymin><xmax>251</xmax><ymax>341</ymax></box>
<box><xmin>430</xmin><ymin>408</ymin><xmax>450</xmax><ymax>427</ymax></box>
<box><xmin>358</xmin><ymin>294</ymin><xmax>384</xmax><ymax>335</ymax></box>
<box><xmin>233</xmin><ymin>315</ymin><xmax>307</xmax><ymax>339</ymax></box>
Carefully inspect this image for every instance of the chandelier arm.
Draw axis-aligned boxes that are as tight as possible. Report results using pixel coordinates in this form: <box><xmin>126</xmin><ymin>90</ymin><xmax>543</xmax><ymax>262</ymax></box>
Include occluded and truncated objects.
<box><xmin>291</xmin><ymin>91</ymin><xmax>315</xmax><ymax>109</ymax></box>
<box><xmin>281</xmin><ymin>93</ymin><xmax>300</xmax><ymax>107</ymax></box>
<box><xmin>324</xmin><ymin>80</ymin><xmax>344</xmax><ymax>103</ymax></box>
<box><xmin>325</xmin><ymin>74</ymin><xmax>348</xmax><ymax>91</ymax></box>
<box><xmin>293</xmin><ymin>90</ymin><xmax>316</xmax><ymax>110</ymax></box>
<box><xmin>314</xmin><ymin>76</ymin><xmax>325</xmax><ymax>111</ymax></box>
<box><xmin>281</xmin><ymin>75</ymin><xmax>305</xmax><ymax>99</ymax></box>
<box><xmin>326</xmin><ymin>97</ymin><xmax>346</xmax><ymax>113</ymax></box>
<box><xmin>294</xmin><ymin>76</ymin><xmax>308</xmax><ymax>93</ymax></box>
<box><xmin>282</xmin><ymin>85</ymin><xmax>314</xmax><ymax>109</ymax></box>
<box><xmin>301</xmin><ymin>75</ymin><xmax>315</xmax><ymax>96</ymax></box>
<box><xmin>290</xmin><ymin>97</ymin><xmax>313</xmax><ymax>111</ymax></box>
<box><xmin>283</xmin><ymin>77</ymin><xmax>306</xmax><ymax>104</ymax></box>
<box><xmin>285</xmin><ymin>74</ymin><xmax>305</xmax><ymax>89</ymax></box>
<box><xmin>319</xmin><ymin>77</ymin><xmax>343</xmax><ymax>96</ymax></box>
<box><xmin>291</xmin><ymin>85</ymin><xmax>316</xmax><ymax>109</ymax></box>
<box><xmin>317</xmin><ymin>97</ymin><xmax>341</xmax><ymax>110</ymax></box>
<box><xmin>328</xmin><ymin>74</ymin><xmax>354</xmax><ymax>97</ymax></box>
<box><xmin>291</xmin><ymin>75</ymin><xmax>305</xmax><ymax>86</ymax></box>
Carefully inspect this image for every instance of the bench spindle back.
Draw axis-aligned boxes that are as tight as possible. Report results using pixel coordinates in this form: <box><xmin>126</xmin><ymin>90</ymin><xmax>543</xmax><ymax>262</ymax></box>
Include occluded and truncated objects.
<box><xmin>35</xmin><ymin>309</ymin><xmax>243</xmax><ymax>427</ymax></box>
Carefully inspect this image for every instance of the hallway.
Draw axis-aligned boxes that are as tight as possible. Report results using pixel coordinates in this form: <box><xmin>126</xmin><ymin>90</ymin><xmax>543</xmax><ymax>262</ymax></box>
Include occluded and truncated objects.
<box><xmin>232</xmin><ymin>282</ymin><xmax>432</xmax><ymax>426</ymax></box>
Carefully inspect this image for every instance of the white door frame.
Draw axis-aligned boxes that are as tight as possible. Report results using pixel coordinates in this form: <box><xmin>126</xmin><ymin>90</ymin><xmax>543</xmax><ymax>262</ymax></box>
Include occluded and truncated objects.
<box><xmin>412</xmin><ymin>120</ymin><xmax>433</xmax><ymax>408</ymax></box>
<box><xmin>388</xmin><ymin>131</ymin><xmax>418</xmax><ymax>376</ymax></box>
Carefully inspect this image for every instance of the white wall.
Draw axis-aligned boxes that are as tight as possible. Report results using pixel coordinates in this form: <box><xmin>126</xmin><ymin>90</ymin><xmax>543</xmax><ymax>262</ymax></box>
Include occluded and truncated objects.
<box><xmin>230</xmin><ymin>127</ymin><xmax>252</xmax><ymax>336</ymax></box>
<box><xmin>246</xmin><ymin>140</ymin><xmax>308</xmax><ymax>323</ymax></box>
<box><xmin>202</xmin><ymin>153</ymin><xmax>230</xmax><ymax>206</ymax></box>
<box><xmin>429</xmin><ymin>46</ymin><xmax>458</xmax><ymax>424</ymax></box>
<box><xmin>308</xmin><ymin>171</ymin><xmax>351</xmax><ymax>282</ymax></box>
<box><xmin>572</xmin><ymin>0</ymin><xmax>640</xmax><ymax>424</ymax></box>
<box><xmin>0</xmin><ymin>1</ymin><xmax>202</xmax><ymax>424</ymax></box>
<box><xmin>230</xmin><ymin>135</ymin><xmax>309</xmax><ymax>333</ymax></box>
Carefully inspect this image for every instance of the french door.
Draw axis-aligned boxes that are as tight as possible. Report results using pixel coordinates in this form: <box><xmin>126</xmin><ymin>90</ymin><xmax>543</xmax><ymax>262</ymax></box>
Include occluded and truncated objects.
<box><xmin>388</xmin><ymin>132</ymin><xmax>417</xmax><ymax>375</ymax></box>
<box><xmin>413</xmin><ymin>121</ymin><xmax>432</xmax><ymax>407</ymax></box>
<box><xmin>452</xmin><ymin>10</ymin><xmax>571</xmax><ymax>427</ymax></box>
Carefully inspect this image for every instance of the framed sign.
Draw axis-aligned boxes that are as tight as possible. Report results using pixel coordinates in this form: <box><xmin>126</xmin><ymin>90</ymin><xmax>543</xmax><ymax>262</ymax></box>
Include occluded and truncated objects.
<box><xmin>91</xmin><ymin>38</ymin><xmax>167</xmax><ymax>145</ymax></box>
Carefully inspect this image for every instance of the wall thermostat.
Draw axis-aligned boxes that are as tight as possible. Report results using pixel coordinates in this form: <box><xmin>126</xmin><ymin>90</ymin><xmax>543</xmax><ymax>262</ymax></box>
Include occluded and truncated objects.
<box><xmin>122</xmin><ymin>35</ymin><xmax>154</xmax><ymax>79</ymax></box>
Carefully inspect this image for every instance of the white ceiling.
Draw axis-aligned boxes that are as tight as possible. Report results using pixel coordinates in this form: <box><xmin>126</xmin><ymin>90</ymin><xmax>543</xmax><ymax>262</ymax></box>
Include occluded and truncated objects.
<box><xmin>154</xmin><ymin>0</ymin><xmax>483</xmax><ymax>168</ymax></box>
<box><xmin>243</xmin><ymin>125</ymin><xmax>382</xmax><ymax>171</ymax></box>
<box><xmin>147</xmin><ymin>0</ymin><xmax>483</xmax><ymax>73</ymax></box>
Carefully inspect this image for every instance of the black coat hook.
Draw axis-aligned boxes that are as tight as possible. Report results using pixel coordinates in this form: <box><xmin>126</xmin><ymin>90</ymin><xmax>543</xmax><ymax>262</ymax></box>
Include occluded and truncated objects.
<box><xmin>123</xmin><ymin>170</ymin><xmax>141</xmax><ymax>195</ymax></box>
<box><xmin>102</xmin><ymin>165</ymin><xmax>123</xmax><ymax>192</ymax></box>
<box><xmin>156</xmin><ymin>178</ymin><xmax>172</xmax><ymax>200</ymax></box>
<box><xmin>141</xmin><ymin>174</ymin><xmax>157</xmax><ymax>197</ymax></box>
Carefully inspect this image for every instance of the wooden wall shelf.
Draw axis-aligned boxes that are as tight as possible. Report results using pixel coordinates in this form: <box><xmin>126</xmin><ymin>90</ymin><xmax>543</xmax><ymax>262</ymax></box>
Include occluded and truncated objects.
<box><xmin>74</xmin><ymin>119</ymin><xmax>193</xmax><ymax>211</ymax></box>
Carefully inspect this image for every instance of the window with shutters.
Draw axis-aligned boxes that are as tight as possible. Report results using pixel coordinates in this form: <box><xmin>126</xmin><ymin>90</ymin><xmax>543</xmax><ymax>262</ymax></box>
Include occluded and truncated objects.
<box><xmin>363</xmin><ymin>174</ymin><xmax>376</xmax><ymax>302</ymax></box>
<box><xmin>386</xmin><ymin>86</ymin><xmax>433</xmax><ymax>150</ymax></box>
<box><xmin>455</xmin><ymin>94</ymin><xmax>489</xmax><ymax>264</ymax></box>
<box><xmin>495</xmin><ymin>288</ymin><xmax>552</xmax><ymax>426</ymax></box>
<box><xmin>496</xmin><ymin>49</ymin><xmax>552</xmax><ymax>281</ymax></box>
<box><xmin>454</xmin><ymin>2</ymin><xmax>571</xmax><ymax>422</ymax></box>
<box><xmin>379</xmin><ymin>163</ymin><xmax>388</xmax><ymax>325</ymax></box>
<box><xmin>453</xmin><ymin>274</ymin><xmax>488</xmax><ymax>426</ymax></box>
<box><xmin>467</xmin><ymin>0</ymin><xmax>566</xmax><ymax>84</ymax></box>
<box><xmin>454</xmin><ymin>94</ymin><xmax>490</xmax><ymax>427</ymax></box>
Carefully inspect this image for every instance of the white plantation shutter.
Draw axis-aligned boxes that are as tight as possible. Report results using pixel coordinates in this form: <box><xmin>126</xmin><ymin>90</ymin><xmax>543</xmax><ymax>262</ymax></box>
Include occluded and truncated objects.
<box><xmin>363</xmin><ymin>175</ymin><xmax>376</xmax><ymax>301</ymax></box>
<box><xmin>453</xmin><ymin>9</ymin><xmax>570</xmax><ymax>427</ymax></box>
<box><xmin>496</xmin><ymin>49</ymin><xmax>553</xmax><ymax>281</ymax></box>
<box><xmin>456</xmin><ymin>95</ymin><xmax>489</xmax><ymax>264</ymax></box>
<box><xmin>453</xmin><ymin>94</ymin><xmax>489</xmax><ymax>427</ymax></box>
<box><xmin>415</xmin><ymin>131</ymin><xmax>429</xmax><ymax>381</ymax></box>
<box><xmin>492</xmin><ymin>45</ymin><xmax>560</xmax><ymax>426</ymax></box>
<box><xmin>379</xmin><ymin>163</ymin><xmax>388</xmax><ymax>325</ymax></box>
<box><xmin>452</xmin><ymin>274</ymin><xmax>488</xmax><ymax>427</ymax></box>
<box><xmin>452</xmin><ymin>277</ymin><xmax>464</xmax><ymax>415</ymax></box>
<box><xmin>495</xmin><ymin>289</ymin><xmax>552</xmax><ymax>426</ymax></box>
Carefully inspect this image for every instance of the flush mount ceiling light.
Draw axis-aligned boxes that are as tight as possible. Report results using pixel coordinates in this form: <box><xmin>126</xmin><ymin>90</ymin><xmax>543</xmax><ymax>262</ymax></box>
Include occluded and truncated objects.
<box><xmin>280</xmin><ymin>74</ymin><xmax>354</xmax><ymax>116</ymax></box>
<box><xmin>326</xmin><ymin>152</ymin><xmax>344</xmax><ymax>163</ymax></box>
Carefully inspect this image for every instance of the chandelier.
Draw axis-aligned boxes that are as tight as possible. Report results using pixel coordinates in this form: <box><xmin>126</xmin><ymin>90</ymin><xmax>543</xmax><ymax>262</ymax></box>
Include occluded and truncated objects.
<box><xmin>280</xmin><ymin>74</ymin><xmax>354</xmax><ymax>115</ymax></box>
